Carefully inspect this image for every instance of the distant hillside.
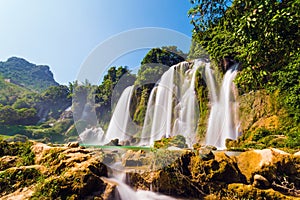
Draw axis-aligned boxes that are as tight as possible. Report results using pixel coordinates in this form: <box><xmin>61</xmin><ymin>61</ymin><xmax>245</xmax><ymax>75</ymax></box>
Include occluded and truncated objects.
<box><xmin>0</xmin><ymin>76</ymin><xmax>31</xmax><ymax>106</ymax></box>
<box><xmin>0</xmin><ymin>57</ymin><xmax>59</xmax><ymax>92</ymax></box>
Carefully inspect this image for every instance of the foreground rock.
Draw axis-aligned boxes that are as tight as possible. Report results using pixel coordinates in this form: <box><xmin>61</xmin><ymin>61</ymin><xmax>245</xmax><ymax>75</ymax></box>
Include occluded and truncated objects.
<box><xmin>128</xmin><ymin>148</ymin><xmax>300</xmax><ymax>199</ymax></box>
<box><xmin>1</xmin><ymin>139</ymin><xmax>300</xmax><ymax>199</ymax></box>
<box><xmin>0</xmin><ymin>141</ymin><xmax>112</xmax><ymax>199</ymax></box>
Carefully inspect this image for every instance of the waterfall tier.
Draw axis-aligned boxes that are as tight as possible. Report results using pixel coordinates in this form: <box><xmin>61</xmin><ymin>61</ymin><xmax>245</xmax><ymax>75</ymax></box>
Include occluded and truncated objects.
<box><xmin>205</xmin><ymin>64</ymin><xmax>240</xmax><ymax>149</ymax></box>
<box><xmin>140</xmin><ymin>60</ymin><xmax>202</xmax><ymax>147</ymax></box>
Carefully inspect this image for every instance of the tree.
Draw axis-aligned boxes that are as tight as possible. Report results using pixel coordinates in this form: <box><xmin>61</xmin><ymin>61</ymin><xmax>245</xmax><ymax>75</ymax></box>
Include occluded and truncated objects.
<box><xmin>135</xmin><ymin>47</ymin><xmax>186</xmax><ymax>86</ymax></box>
<box><xmin>188</xmin><ymin>0</ymin><xmax>233</xmax><ymax>31</ymax></box>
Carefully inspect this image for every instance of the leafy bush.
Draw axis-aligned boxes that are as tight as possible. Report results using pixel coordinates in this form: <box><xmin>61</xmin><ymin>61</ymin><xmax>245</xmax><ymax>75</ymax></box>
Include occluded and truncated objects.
<box><xmin>252</xmin><ymin>128</ymin><xmax>272</xmax><ymax>141</ymax></box>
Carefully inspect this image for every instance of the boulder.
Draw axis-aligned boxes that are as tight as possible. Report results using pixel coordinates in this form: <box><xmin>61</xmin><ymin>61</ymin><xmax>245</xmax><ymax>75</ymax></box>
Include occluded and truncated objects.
<box><xmin>66</xmin><ymin>141</ymin><xmax>80</xmax><ymax>148</ymax></box>
<box><xmin>198</xmin><ymin>147</ymin><xmax>215</xmax><ymax>161</ymax></box>
<box><xmin>122</xmin><ymin>150</ymin><xmax>150</xmax><ymax>167</ymax></box>
<box><xmin>236</xmin><ymin>148</ymin><xmax>290</xmax><ymax>183</ymax></box>
<box><xmin>253</xmin><ymin>174</ymin><xmax>270</xmax><ymax>188</ymax></box>
<box><xmin>105</xmin><ymin>139</ymin><xmax>120</xmax><ymax>146</ymax></box>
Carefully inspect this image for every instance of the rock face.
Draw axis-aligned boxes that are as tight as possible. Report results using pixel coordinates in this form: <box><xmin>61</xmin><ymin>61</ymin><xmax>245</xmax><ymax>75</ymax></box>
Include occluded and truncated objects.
<box><xmin>128</xmin><ymin>151</ymin><xmax>245</xmax><ymax>198</ymax></box>
<box><xmin>127</xmin><ymin>148</ymin><xmax>300</xmax><ymax>199</ymax></box>
<box><xmin>0</xmin><ymin>141</ymin><xmax>111</xmax><ymax>199</ymax></box>
<box><xmin>1</xmin><ymin>139</ymin><xmax>300</xmax><ymax>199</ymax></box>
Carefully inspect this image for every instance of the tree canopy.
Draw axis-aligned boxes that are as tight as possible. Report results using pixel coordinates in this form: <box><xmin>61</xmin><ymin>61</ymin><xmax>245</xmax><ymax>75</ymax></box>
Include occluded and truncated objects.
<box><xmin>189</xmin><ymin>0</ymin><xmax>300</xmax><ymax>121</ymax></box>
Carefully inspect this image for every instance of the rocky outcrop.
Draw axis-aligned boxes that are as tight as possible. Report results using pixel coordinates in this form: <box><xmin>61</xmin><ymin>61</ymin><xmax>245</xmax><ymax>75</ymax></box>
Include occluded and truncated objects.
<box><xmin>127</xmin><ymin>148</ymin><xmax>300</xmax><ymax>199</ymax></box>
<box><xmin>0</xmin><ymin>141</ymin><xmax>111</xmax><ymax>199</ymax></box>
<box><xmin>1</xmin><ymin>139</ymin><xmax>300</xmax><ymax>199</ymax></box>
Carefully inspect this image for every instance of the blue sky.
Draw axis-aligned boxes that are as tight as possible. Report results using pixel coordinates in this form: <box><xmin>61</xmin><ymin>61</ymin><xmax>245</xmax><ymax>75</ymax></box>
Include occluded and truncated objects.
<box><xmin>0</xmin><ymin>0</ymin><xmax>193</xmax><ymax>84</ymax></box>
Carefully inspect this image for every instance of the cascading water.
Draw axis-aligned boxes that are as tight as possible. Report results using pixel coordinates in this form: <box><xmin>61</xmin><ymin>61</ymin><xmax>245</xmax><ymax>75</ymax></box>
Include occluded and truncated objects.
<box><xmin>140</xmin><ymin>60</ymin><xmax>201</xmax><ymax>147</ymax></box>
<box><xmin>106</xmin><ymin>162</ymin><xmax>176</xmax><ymax>200</ymax></box>
<box><xmin>79</xmin><ymin>127</ymin><xmax>105</xmax><ymax>144</ymax></box>
<box><xmin>205</xmin><ymin>64</ymin><xmax>239</xmax><ymax>149</ymax></box>
<box><xmin>104</xmin><ymin>59</ymin><xmax>239</xmax><ymax>149</ymax></box>
<box><xmin>108</xmin><ymin>172</ymin><xmax>176</xmax><ymax>200</ymax></box>
<box><xmin>172</xmin><ymin>60</ymin><xmax>202</xmax><ymax>146</ymax></box>
<box><xmin>104</xmin><ymin>85</ymin><xmax>135</xmax><ymax>144</ymax></box>
<box><xmin>140</xmin><ymin>66</ymin><xmax>176</xmax><ymax>145</ymax></box>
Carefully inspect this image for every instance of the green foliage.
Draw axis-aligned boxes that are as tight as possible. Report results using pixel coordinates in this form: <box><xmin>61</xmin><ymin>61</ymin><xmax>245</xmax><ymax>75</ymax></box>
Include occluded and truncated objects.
<box><xmin>188</xmin><ymin>0</ymin><xmax>233</xmax><ymax>32</ymax></box>
<box><xmin>285</xmin><ymin>127</ymin><xmax>300</xmax><ymax>149</ymax></box>
<box><xmin>270</xmin><ymin>53</ymin><xmax>300</xmax><ymax>121</ymax></box>
<box><xmin>189</xmin><ymin>0</ymin><xmax>300</xmax><ymax>142</ymax></box>
<box><xmin>135</xmin><ymin>47</ymin><xmax>185</xmax><ymax>86</ymax></box>
<box><xmin>154</xmin><ymin>135</ymin><xmax>188</xmax><ymax>149</ymax></box>
<box><xmin>190</xmin><ymin>0</ymin><xmax>299</xmax><ymax>92</ymax></box>
<box><xmin>252</xmin><ymin>128</ymin><xmax>272</xmax><ymax>142</ymax></box>
<box><xmin>0</xmin><ymin>76</ymin><xmax>31</xmax><ymax>106</ymax></box>
<box><xmin>0</xmin><ymin>167</ymin><xmax>43</xmax><ymax>194</ymax></box>
<box><xmin>93</xmin><ymin>66</ymin><xmax>136</xmax><ymax>129</ymax></box>
<box><xmin>0</xmin><ymin>139</ymin><xmax>35</xmax><ymax>166</ymax></box>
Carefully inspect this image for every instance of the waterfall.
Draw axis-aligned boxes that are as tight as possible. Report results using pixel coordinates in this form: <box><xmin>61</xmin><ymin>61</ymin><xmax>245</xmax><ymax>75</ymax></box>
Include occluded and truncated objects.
<box><xmin>205</xmin><ymin>65</ymin><xmax>239</xmax><ymax>149</ymax></box>
<box><xmin>103</xmin><ymin>59</ymin><xmax>239</xmax><ymax>149</ymax></box>
<box><xmin>105</xmin><ymin>85</ymin><xmax>135</xmax><ymax>144</ymax></box>
<box><xmin>140</xmin><ymin>66</ymin><xmax>176</xmax><ymax>145</ymax></box>
<box><xmin>106</xmin><ymin>165</ymin><xmax>176</xmax><ymax>200</ymax></box>
<box><xmin>140</xmin><ymin>60</ymin><xmax>202</xmax><ymax>147</ymax></box>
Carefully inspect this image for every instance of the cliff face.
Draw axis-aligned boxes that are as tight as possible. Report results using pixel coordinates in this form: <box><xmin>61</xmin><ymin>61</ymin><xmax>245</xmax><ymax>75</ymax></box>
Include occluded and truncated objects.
<box><xmin>0</xmin><ymin>57</ymin><xmax>59</xmax><ymax>92</ymax></box>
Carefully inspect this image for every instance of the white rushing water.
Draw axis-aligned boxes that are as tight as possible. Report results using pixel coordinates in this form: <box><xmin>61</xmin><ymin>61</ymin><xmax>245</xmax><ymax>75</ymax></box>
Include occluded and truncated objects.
<box><xmin>107</xmin><ymin>171</ymin><xmax>176</xmax><ymax>200</ymax></box>
<box><xmin>140</xmin><ymin>60</ymin><xmax>202</xmax><ymax>147</ymax></box>
<box><xmin>205</xmin><ymin>64</ymin><xmax>239</xmax><ymax>149</ymax></box>
<box><xmin>79</xmin><ymin>127</ymin><xmax>105</xmax><ymax>144</ymax></box>
<box><xmin>105</xmin><ymin>85</ymin><xmax>135</xmax><ymax>144</ymax></box>
<box><xmin>103</xmin><ymin>59</ymin><xmax>239</xmax><ymax>149</ymax></box>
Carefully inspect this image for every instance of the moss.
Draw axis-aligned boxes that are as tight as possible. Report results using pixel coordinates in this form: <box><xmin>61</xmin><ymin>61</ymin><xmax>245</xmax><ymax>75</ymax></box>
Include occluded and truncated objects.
<box><xmin>236</xmin><ymin>151</ymin><xmax>263</xmax><ymax>182</ymax></box>
<box><xmin>0</xmin><ymin>139</ymin><xmax>35</xmax><ymax>166</ymax></box>
<box><xmin>0</xmin><ymin>167</ymin><xmax>44</xmax><ymax>194</ymax></box>
<box><xmin>153</xmin><ymin>135</ymin><xmax>188</xmax><ymax>149</ymax></box>
<box><xmin>227</xmin><ymin>183</ymin><xmax>296</xmax><ymax>200</ymax></box>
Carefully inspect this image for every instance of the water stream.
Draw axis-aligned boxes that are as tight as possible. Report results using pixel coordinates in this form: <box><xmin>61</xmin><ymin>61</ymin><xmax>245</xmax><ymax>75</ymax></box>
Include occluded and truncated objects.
<box><xmin>205</xmin><ymin>64</ymin><xmax>239</xmax><ymax>149</ymax></box>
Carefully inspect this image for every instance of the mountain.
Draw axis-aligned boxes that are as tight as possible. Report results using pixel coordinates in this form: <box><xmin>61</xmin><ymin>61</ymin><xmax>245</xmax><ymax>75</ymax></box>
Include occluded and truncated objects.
<box><xmin>0</xmin><ymin>57</ymin><xmax>59</xmax><ymax>92</ymax></box>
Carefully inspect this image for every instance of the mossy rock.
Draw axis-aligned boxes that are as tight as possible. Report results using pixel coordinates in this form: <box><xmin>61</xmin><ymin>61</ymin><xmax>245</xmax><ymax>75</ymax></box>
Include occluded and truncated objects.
<box><xmin>154</xmin><ymin>135</ymin><xmax>188</xmax><ymax>149</ymax></box>
<box><xmin>0</xmin><ymin>166</ymin><xmax>43</xmax><ymax>194</ymax></box>
<box><xmin>207</xmin><ymin>152</ymin><xmax>245</xmax><ymax>183</ymax></box>
<box><xmin>236</xmin><ymin>148</ymin><xmax>299</xmax><ymax>188</ymax></box>
<box><xmin>0</xmin><ymin>156</ymin><xmax>21</xmax><ymax>171</ymax></box>
<box><xmin>227</xmin><ymin>183</ymin><xmax>298</xmax><ymax>200</ymax></box>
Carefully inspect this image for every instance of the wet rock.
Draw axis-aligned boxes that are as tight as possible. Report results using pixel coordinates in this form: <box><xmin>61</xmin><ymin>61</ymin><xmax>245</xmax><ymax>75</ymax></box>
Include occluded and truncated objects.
<box><xmin>154</xmin><ymin>135</ymin><xmax>188</xmax><ymax>149</ymax></box>
<box><xmin>294</xmin><ymin>151</ymin><xmax>300</xmax><ymax>157</ymax></box>
<box><xmin>119</xmin><ymin>140</ymin><xmax>130</xmax><ymax>146</ymax></box>
<box><xmin>208</xmin><ymin>152</ymin><xmax>245</xmax><ymax>183</ymax></box>
<box><xmin>205</xmin><ymin>145</ymin><xmax>217</xmax><ymax>151</ymax></box>
<box><xmin>193</xmin><ymin>143</ymin><xmax>202</xmax><ymax>150</ymax></box>
<box><xmin>198</xmin><ymin>147</ymin><xmax>215</xmax><ymax>161</ymax></box>
<box><xmin>66</xmin><ymin>141</ymin><xmax>80</xmax><ymax>148</ymax></box>
<box><xmin>122</xmin><ymin>150</ymin><xmax>150</xmax><ymax>167</ymax></box>
<box><xmin>105</xmin><ymin>139</ymin><xmax>120</xmax><ymax>146</ymax></box>
<box><xmin>253</xmin><ymin>174</ymin><xmax>270</xmax><ymax>188</ymax></box>
<box><xmin>103</xmin><ymin>153</ymin><xmax>117</xmax><ymax>164</ymax></box>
